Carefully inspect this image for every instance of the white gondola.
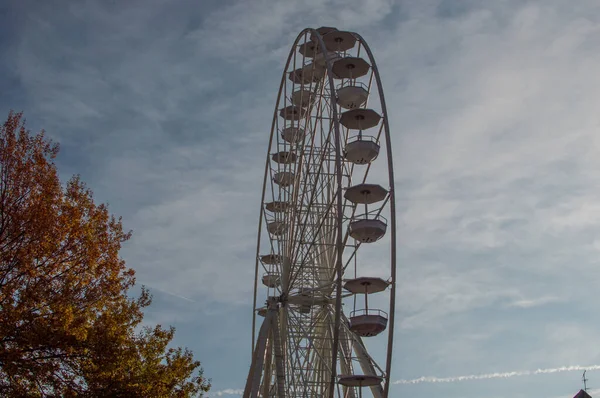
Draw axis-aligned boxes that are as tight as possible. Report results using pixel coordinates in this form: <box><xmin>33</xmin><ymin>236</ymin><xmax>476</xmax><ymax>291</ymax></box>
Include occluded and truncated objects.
<box><xmin>343</xmin><ymin>277</ymin><xmax>389</xmax><ymax>294</ymax></box>
<box><xmin>298</xmin><ymin>41</ymin><xmax>320</xmax><ymax>57</ymax></box>
<box><xmin>259</xmin><ymin>254</ymin><xmax>286</xmax><ymax>264</ymax></box>
<box><xmin>311</xmin><ymin>26</ymin><xmax>338</xmax><ymax>42</ymax></box>
<box><xmin>344</xmin><ymin>135</ymin><xmax>380</xmax><ymax>165</ymax></box>
<box><xmin>322</xmin><ymin>30</ymin><xmax>357</xmax><ymax>52</ymax></box>
<box><xmin>337</xmin><ymin>82</ymin><xmax>369</xmax><ymax>109</ymax></box>
<box><xmin>279</xmin><ymin>105</ymin><xmax>307</xmax><ymax>121</ymax></box>
<box><xmin>291</xmin><ymin>89</ymin><xmax>315</xmax><ymax>107</ymax></box>
<box><xmin>271</xmin><ymin>151</ymin><xmax>297</xmax><ymax>164</ymax></box>
<box><xmin>332</xmin><ymin>57</ymin><xmax>370</xmax><ymax>79</ymax></box>
<box><xmin>349</xmin><ymin>309</ymin><xmax>388</xmax><ymax>337</ymax></box>
<box><xmin>344</xmin><ymin>184</ymin><xmax>388</xmax><ymax>204</ymax></box>
<box><xmin>273</xmin><ymin>171</ymin><xmax>295</xmax><ymax>187</ymax></box>
<box><xmin>338</xmin><ymin>374</ymin><xmax>383</xmax><ymax>387</ymax></box>
<box><xmin>262</xmin><ymin>273</ymin><xmax>281</xmax><ymax>288</ymax></box>
<box><xmin>266</xmin><ymin>221</ymin><xmax>287</xmax><ymax>236</ymax></box>
<box><xmin>346</xmin><ymin>276</ymin><xmax>389</xmax><ymax>338</ymax></box>
<box><xmin>265</xmin><ymin>201</ymin><xmax>291</xmax><ymax>213</ymax></box>
<box><xmin>348</xmin><ymin>216</ymin><xmax>387</xmax><ymax>243</ymax></box>
<box><xmin>288</xmin><ymin>63</ymin><xmax>325</xmax><ymax>85</ymax></box>
<box><xmin>339</xmin><ymin>108</ymin><xmax>381</xmax><ymax>130</ymax></box>
<box><xmin>259</xmin><ymin>255</ymin><xmax>291</xmax><ymax>277</ymax></box>
<box><xmin>281</xmin><ymin>126</ymin><xmax>305</xmax><ymax>144</ymax></box>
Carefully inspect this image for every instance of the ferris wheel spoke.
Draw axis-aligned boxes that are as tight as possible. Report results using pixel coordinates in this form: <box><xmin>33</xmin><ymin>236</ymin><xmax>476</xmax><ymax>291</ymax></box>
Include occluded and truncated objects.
<box><xmin>292</xmin><ymin>179</ymin><xmax>338</xmax><ymax>259</ymax></box>
<box><xmin>287</xmin><ymin>203</ymin><xmax>338</xmax><ymax>289</ymax></box>
<box><xmin>289</xmin><ymin>170</ymin><xmax>335</xmax><ymax>276</ymax></box>
<box><xmin>290</xmin><ymin>96</ymin><xmax>334</xmax><ymax>211</ymax></box>
<box><xmin>288</xmin><ymin>139</ymin><xmax>335</xmax><ymax>268</ymax></box>
<box><xmin>285</xmin><ymin>307</ymin><xmax>334</xmax><ymax>381</ymax></box>
<box><xmin>285</xmin><ymin>139</ymin><xmax>331</xmax><ymax>288</ymax></box>
<box><xmin>284</xmin><ymin>311</ymin><xmax>320</xmax><ymax>393</ymax></box>
<box><xmin>276</xmin><ymin>83</ymin><xmax>325</xmax><ymax>291</ymax></box>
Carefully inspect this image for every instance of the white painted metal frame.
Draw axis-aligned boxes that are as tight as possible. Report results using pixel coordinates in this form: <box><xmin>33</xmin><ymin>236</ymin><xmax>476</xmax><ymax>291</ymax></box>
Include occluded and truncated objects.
<box><xmin>247</xmin><ymin>27</ymin><xmax>396</xmax><ymax>398</ymax></box>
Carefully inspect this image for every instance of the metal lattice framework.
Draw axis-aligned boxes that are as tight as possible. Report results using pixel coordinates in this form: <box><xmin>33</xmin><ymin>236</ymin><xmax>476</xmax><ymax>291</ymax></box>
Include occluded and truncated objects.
<box><xmin>245</xmin><ymin>27</ymin><xmax>396</xmax><ymax>398</ymax></box>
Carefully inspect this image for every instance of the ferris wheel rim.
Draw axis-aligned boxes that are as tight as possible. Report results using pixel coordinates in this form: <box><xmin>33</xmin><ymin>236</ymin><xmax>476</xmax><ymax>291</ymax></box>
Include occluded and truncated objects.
<box><xmin>249</xmin><ymin>27</ymin><xmax>397</xmax><ymax>398</ymax></box>
<box><xmin>350</xmin><ymin>31</ymin><xmax>397</xmax><ymax>396</ymax></box>
<box><xmin>251</xmin><ymin>28</ymin><xmax>315</xmax><ymax>356</ymax></box>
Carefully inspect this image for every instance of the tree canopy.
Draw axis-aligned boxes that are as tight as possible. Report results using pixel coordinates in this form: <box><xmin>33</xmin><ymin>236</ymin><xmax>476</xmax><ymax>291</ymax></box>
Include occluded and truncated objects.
<box><xmin>0</xmin><ymin>112</ymin><xmax>210</xmax><ymax>397</ymax></box>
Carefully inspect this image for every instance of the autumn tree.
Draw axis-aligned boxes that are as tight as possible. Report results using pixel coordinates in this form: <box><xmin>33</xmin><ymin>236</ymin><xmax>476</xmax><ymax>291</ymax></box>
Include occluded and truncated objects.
<box><xmin>0</xmin><ymin>112</ymin><xmax>210</xmax><ymax>397</ymax></box>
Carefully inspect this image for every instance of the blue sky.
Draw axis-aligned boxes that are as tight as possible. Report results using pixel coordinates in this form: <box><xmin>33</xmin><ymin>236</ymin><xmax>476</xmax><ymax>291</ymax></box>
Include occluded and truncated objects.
<box><xmin>2</xmin><ymin>0</ymin><xmax>600</xmax><ymax>397</ymax></box>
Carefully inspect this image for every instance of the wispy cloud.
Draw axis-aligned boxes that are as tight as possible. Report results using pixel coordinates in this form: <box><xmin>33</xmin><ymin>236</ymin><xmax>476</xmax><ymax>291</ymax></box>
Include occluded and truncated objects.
<box><xmin>210</xmin><ymin>389</ymin><xmax>243</xmax><ymax>397</ymax></box>
<box><xmin>395</xmin><ymin>365</ymin><xmax>600</xmax><ymax>384</ymax></box>
<box><xmin>141</xmin><ymin>282</ymin><xmax>198</xmax><ymax>303</ymax></box>
<box><xmin>508</xmin><ymin>295</ymin><xmax>563</xmax><ymax>309</ymax></box>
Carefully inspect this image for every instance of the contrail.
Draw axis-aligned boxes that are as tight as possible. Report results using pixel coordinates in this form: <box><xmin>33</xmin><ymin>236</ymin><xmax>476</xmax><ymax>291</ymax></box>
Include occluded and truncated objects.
<box><xmin>206</xmin><ymin>367</ymin><xmax>599</xmax><ymax>396</ymax></box>
<box><xmin>394</xmin><ymin>365</ymin><xmax>600</xmax><ymax>384</ymax></box>
<box><xmin>211</xmin><ymin>389</ymin><xmax>243</xmax><ymax>396</ymax></box>
<box><xmin>140</xmin><ymin>282</ymin><xmax>198</xmax><ymax>303</ymax></box>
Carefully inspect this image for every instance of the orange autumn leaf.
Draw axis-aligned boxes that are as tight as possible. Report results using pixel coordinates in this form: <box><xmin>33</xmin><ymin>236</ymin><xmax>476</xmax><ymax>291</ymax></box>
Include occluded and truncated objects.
<box><xmin>0</xmin><ymin>111</ymin><xmax>210</xmax><ymax>397</ymax></box>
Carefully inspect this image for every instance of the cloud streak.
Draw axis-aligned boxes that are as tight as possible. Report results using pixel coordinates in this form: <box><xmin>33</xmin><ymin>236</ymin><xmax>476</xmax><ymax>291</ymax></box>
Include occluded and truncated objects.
<box><xmin>211</xmin><ymin>389</ymin><xmax>243</xmax><ymax>397</ymax></box>
<box><xmin>394</xmin><ymin>365</ymin><xmax>600</xmax><ymax>384</ymax></box>
<box><xmin>141</xmin><ymin>282</ymin><xmax>199</xmax><ymax>303</ymax></box>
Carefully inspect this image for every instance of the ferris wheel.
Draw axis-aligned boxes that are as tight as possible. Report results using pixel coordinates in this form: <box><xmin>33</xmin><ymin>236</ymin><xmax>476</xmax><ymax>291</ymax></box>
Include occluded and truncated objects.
<box><xmin>243</xmin><ymin>27</ymin><xmax>396</xmax><ymax>398</ymax></box>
